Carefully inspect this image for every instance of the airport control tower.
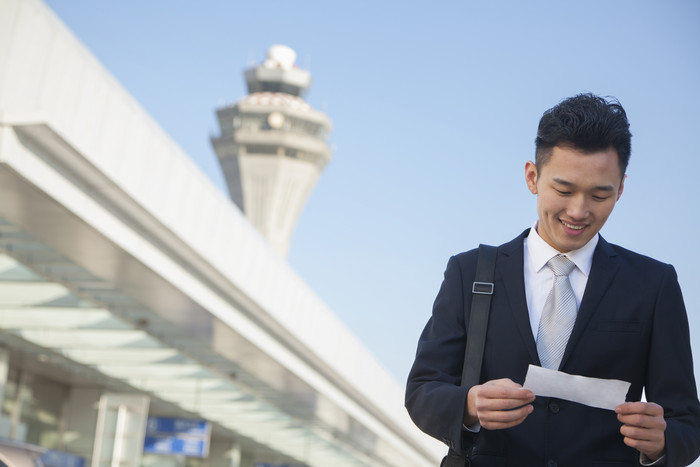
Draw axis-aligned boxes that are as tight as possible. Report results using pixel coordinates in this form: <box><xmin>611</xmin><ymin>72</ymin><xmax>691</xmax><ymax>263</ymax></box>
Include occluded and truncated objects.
<box><xmin>212</xmin><ymin>45</ymin><xmax>333</xmax><ymax>257</ymax></box>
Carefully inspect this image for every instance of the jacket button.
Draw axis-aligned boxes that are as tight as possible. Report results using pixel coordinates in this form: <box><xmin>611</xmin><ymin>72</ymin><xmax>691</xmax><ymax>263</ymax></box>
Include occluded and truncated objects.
<box><xmin>548</xmin><ymin>401</ymin><xmax>560</xmax><ymax>413</ymax></box>
<box><xmin>548</xmin><ymin>460</ymin><xmax>558</xmax><ymax>467</ymax></box>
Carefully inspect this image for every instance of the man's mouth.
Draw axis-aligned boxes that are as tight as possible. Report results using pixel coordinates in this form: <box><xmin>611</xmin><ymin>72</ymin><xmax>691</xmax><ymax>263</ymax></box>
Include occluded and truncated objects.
<box><xmin>561</xmin><ymin>220</ymin><xmax>585</xmax><ymax>230</ymax></box>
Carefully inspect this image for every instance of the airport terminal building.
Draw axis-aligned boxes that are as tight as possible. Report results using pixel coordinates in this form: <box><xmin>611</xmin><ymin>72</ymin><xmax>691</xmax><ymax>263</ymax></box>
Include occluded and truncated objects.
<box><xmin>0</xmin><ymin>1</ymin><xmax>443</xmax><ymax>466</ymax></box>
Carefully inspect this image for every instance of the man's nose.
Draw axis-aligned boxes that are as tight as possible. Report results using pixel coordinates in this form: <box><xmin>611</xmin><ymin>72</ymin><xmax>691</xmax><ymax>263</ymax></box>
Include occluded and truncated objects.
<box><xmin>566</xmin><ymin>195</ymin><xmax>589</xmax><ymax>219</ymax></box>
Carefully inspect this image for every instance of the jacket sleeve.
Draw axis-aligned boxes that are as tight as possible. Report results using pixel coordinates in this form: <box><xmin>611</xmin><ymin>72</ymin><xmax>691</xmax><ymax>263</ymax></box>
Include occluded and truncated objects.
<box><xmin>405</xmin><ymin>253</ymin><xmax>478</xmax><ymax>454</ymax></box>
<box><xmin>645</xmin><ymin>265</ymin><xmax>700</xmax><ymax>467</ymax></box>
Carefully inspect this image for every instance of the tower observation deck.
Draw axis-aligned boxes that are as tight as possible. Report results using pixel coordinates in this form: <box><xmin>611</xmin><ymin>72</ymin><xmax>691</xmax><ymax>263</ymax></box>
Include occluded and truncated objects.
<box><xmin>212</xmin><ymin>45</ymin><xmax>332</xmax><ymax>257</ymax></box>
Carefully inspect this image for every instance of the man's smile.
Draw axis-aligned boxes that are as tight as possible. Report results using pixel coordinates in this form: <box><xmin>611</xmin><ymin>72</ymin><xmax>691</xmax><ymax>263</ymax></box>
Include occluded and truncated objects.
<box><xmin>560</xmin><ymin>220</ymin><xmax>586</xmax><ymax>231</ymax></box>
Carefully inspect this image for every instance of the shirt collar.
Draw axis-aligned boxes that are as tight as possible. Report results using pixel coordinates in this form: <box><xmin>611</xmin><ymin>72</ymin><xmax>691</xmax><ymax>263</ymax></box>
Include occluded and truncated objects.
<box><xmin>527</xmin><ymin>220</ymin><xmax>598</xmax><ymax>276</ymax></box>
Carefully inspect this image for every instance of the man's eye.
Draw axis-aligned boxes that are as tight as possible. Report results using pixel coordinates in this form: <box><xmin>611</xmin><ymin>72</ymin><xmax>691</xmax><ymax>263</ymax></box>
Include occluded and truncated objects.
<box><xmin>593</xmin><ymin>195</ymin><xmax>611</xmax><ymax>201</ymax></box>
<box><xmin>554</xmin><ymin>189</ymin><xmax>571</xmax><ymax>195</ymax></box>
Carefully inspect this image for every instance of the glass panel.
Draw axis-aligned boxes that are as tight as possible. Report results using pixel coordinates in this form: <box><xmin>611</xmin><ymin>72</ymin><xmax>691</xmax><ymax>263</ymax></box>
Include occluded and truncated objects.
<box><xmin>22</xmin><ymin>374</ymin><xmax>69</xmax><ymax>449</ymax></box>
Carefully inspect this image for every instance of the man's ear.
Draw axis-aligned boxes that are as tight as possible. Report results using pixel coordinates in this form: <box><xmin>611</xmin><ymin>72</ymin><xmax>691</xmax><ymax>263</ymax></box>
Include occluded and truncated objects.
<box><xmin>525</xmin><ymin>161</ymin><xmax>538</xmax><ymax>194</ymax></box>
<box><xmin>617</xmin><ymin>174</ymin><xmax>626</xmax><ymax>201</ymax></box>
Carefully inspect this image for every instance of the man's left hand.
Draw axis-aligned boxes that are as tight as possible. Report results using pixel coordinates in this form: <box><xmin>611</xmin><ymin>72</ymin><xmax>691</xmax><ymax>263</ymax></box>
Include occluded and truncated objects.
<box><xmin>616</xmin><ymin>401</ymin><xmax>666</xmax><ymax>462</ymax></box>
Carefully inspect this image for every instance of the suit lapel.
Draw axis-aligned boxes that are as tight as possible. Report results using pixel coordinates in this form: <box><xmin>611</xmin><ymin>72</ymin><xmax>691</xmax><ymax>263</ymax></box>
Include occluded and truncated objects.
<box><xmin>560</xmin><ymin>236</ymin><xmax>620</xmax><ymax>369</ymax></box>
<box><xmin>498</xmin><ymin>230</ymin><xmax>541</xmax><ymax>365</ymax></box>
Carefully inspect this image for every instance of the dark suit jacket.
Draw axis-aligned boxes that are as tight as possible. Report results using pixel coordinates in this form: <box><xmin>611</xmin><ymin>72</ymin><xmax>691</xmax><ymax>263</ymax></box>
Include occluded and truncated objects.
<box><xmin>406</xmin><ymin>230</ymin><xmax>700</xmax><ymax>467</ymax></box>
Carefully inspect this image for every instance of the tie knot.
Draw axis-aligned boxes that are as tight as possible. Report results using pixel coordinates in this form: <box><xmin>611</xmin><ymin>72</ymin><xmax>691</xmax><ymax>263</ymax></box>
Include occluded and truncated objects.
<box><xmin>547</xmin><ymin>254</ymin><xmax>576</xmax><ymax>276</ymax></box>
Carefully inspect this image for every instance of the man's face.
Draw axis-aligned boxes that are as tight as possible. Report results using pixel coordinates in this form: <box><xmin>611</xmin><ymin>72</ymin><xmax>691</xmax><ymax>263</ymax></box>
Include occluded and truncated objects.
<box><xmin>525</xmin><ymin>145</ymin><xmax>625</xmax><ymax>253</ymax></box>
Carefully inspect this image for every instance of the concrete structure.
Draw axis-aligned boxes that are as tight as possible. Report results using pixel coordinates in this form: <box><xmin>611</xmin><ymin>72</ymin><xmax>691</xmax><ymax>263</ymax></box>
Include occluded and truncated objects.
<box><xmin>0</xmin><ymin>1</ymin><xmax>443</xmax><ymax>466</ymax></box>
<box><xmin>212</xmin><ymin>45</ymin><xmax>332</xmax><ymax>257</ymax></box>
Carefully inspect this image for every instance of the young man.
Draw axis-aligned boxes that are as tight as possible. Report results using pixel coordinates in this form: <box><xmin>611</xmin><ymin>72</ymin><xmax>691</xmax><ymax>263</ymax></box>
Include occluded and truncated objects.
<box><xmin>406</xmin><ymin>94</ymin><xmax>700</xmax><ymax>466</ymax></box>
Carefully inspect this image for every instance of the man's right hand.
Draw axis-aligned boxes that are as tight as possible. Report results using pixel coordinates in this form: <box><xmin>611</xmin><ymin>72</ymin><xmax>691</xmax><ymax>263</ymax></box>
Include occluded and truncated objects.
<box><xmin>464</xmin><ymin>378</ymin><xmax>535</xmax><ymax>429</ymax></box>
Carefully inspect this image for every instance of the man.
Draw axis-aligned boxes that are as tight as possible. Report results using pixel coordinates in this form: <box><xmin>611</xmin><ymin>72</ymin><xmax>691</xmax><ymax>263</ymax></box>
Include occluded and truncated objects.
<box><xmin>405</xmin><ymin>94</ymin><xmax>700</xmax><ymax>466</ymax></box>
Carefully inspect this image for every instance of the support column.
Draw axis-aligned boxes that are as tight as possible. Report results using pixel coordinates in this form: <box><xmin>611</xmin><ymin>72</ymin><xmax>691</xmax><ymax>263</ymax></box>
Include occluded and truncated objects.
<box><xmin>63</xmin><ymin>387</ymin><xmax>102</xmax><ymax>460</ymax></box>
<box><xmin>0</xmin><ymin>347</ymin><xmax>10</xmax><ymax>438</ymax></box>
<box><xmin>229</xmin><ymin>443</ymin><xmax>241</xmax><ymax>467</ymax></box>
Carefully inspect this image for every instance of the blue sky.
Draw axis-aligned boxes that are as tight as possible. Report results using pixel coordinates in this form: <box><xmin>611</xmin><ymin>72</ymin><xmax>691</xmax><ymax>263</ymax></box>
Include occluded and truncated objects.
<box><xmin>44</xmin><ymin>0</ymin><xmax>700</xmax><ymax>403</ymax></box>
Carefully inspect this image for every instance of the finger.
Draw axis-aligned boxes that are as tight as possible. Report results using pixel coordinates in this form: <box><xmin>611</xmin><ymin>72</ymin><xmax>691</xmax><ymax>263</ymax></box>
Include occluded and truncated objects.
<box><xmin>615</xmin><ymin>401</ymin><xmax>664</xmax><ymax>416</ymax></box>
<box><xmin>485</xmin><ymin>378</ymin><xmax>520</xmax><ymax>388</ymax></box>
<box><xmin>481</xmin><ymin>404</ymin><xmax>534</xmax><ymax>422</ymax></box>
<box><xmin>483</xmin><ymin>378</ymin><xmax>535</xmax><ymax>396</ymax></box>
<box><xmin>478</xmin><ymin>398</ymin><xmax>534</xmax><ymax>413</ymax></box>
<box><xmin>617</xmin><ymin>406</ymin><xmax>666</xmax><ymax>429</ymax></box>
<box><xmin>477</xmin><ymin>385</ymin><xmax>535</xmax><ymax>402</ymax></box>
<box><xmin>479</xmin><ymin>405</ymin><xmax>533</xmax><ymax>430</ymax></box>
<box><xmin>474</xmin><ymin>391</ymin><xmax>535</xmax><ymax>410</ymax></box>
<box><xmin>618</xmin><ymin>413</ymin><xmax>666</xmax><ymax>430</ymax></box>
<box><xmin>620</xmin><ymin>424</ymin><xmax>665</xmax><ymax>442</ymax></box>
<box><xmin>477</xmin><ymin>379</ymin><xmax>536</xmax><ymax>403</ymax></box>
<box><xmin>479</xmin><ymin>405</ymin><xmax>534</xmax><ymax>429</ymax></box>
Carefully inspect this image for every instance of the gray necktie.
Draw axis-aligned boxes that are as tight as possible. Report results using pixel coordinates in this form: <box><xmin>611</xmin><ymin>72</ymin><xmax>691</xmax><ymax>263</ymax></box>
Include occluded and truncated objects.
<box><xmin>536</xmin><ymin>254</ymin><xmax>577</xmax><ymax>370</ymax></box>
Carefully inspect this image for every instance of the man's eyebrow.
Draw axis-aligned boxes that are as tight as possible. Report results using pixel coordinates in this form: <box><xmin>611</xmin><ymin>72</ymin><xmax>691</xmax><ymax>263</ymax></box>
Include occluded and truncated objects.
<box><xmin>552</xmin><ymin>177</ymin><xmax>615</xmax><ymax>191</ymax></box>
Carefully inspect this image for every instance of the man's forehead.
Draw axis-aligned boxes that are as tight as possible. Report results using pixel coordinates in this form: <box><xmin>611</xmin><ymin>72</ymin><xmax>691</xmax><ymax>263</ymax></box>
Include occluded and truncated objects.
<box><xmin>537</xmin><ymin>145</ymin><xmax>624</xmax><ymax>177</ymax></box>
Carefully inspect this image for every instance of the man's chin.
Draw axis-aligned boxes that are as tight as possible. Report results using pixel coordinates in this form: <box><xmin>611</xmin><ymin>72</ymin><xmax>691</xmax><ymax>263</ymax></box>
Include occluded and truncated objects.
<box><xmin>554</xmin><ymin>236</ymin><xmax>590</xmax><ymax>253</ymax></box>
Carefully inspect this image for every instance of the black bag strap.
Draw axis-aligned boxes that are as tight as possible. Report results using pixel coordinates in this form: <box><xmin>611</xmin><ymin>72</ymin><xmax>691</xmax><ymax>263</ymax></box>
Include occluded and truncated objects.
<box><xmin>461</xmin><ymin>244</ymin><xmax>497</xmax><ymax>388</ymax></box>
<box><xmin>441</xmin><ymin>245</ymin><xmax>498</xmax><ymax>466</ymax></box>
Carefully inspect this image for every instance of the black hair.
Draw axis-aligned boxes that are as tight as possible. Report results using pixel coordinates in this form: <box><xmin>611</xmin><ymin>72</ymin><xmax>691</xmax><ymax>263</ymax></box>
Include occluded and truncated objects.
<box><xmin>535</xmin><ymin>93</ymin><xmax>631</xmax><ymax>175</ymax></box>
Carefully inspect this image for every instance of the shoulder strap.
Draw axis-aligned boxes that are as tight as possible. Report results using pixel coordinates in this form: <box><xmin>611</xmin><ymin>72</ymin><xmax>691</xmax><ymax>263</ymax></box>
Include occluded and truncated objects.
<box><xmin>461</xmin><ymin>244</ymin><xmax>497</xmax><ymax>388</ymax></box>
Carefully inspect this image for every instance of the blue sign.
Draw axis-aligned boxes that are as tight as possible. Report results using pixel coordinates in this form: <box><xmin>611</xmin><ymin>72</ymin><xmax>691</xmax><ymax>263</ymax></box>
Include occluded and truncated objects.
<box><xmin>40</xmin><ymin>451</ymin><xmax>86</xmax><ymax>467</ymax></box>
<box><xmin>143</xmin><ymin>436</ymin><xmax>207</xmax><ymax>457</ymax></box>
<box><xmin>146</xmin><ymin>417</ymin><xmax>209</xmax><ymax>436</ymax></box>
<box><xmin>143</xmin><ymin>417</ymin><xmax>211</xmax><ymax>458</ymax></box>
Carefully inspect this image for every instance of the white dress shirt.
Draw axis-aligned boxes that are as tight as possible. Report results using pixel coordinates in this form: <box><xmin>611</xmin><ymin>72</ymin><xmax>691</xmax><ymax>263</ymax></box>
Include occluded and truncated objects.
<box><xmin>523</xmin><ymin>221</ymin><xmax>598</xmax><ymax>339</ymax></box>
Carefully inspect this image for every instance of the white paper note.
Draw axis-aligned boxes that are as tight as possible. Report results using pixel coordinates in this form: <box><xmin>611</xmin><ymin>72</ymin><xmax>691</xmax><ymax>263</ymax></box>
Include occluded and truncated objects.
<box><xmin>522</xmin><ymin>364</ymin><xmax>631</xmax><ymax>411</ymax></box>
